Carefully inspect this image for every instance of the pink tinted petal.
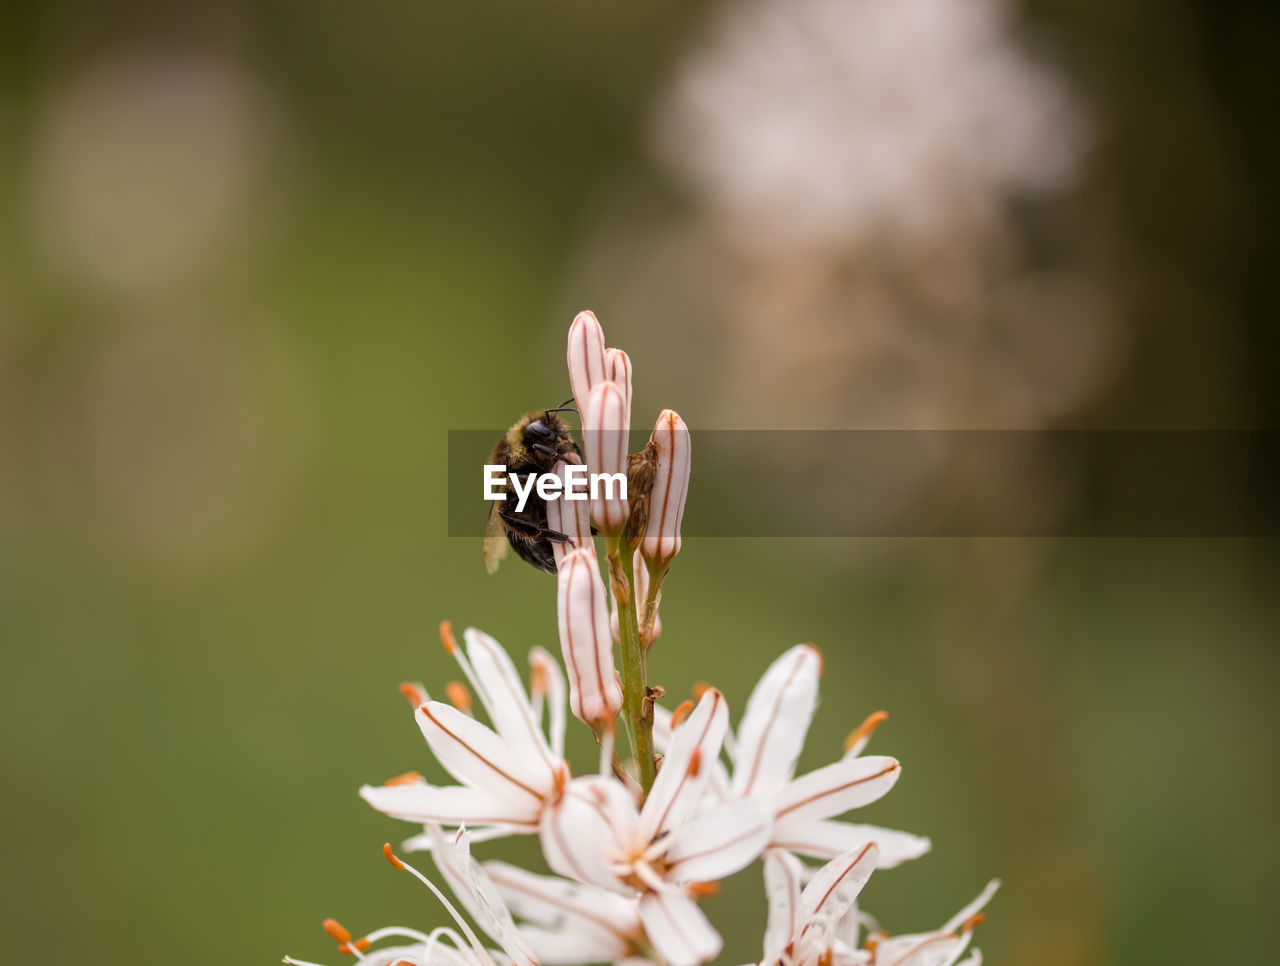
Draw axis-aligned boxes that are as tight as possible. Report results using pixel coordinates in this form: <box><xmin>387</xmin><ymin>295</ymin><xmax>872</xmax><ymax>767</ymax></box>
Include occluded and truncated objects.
<box><xmin>731</xmin><ymin>644</ymin><xmax>821</xmax><ymax>799</ymax></box>
<box><xmin>605</xmin><ymin>347</ymin><xmax>633</xmax><ymax>431</ymax></box>
<box><xmin>663</xmin><ymin>799</ymin><xmax>772</xmax><ymax>883</ymax></box>
<box><xmin>567</xmin><ymin>310</ymin><xmax>608</xmax><ymax>417</ymax></box>
<box><xmin>556</xmin><ymin>547</ymin><xmax>623</xmax><ymax>725</ymax></box>
<box><xmin>529</xmin><ymin>646</ymin><xmax>567</xmax><ymax>760</ymax></box>
<box><xmin>772</xmin><ymin>755</ymin><xmax>901</xmax><ymax>829</ymax></box>
<box><xmin>546</xmin><ymin>458</ymin><xmax>595</xmax><ymax>569</ymax></box>
<box><xmin>640</xmin><ymin>688</ymin><xmax>728</xmax><ymax>842</ymax></box>
<box><xmin>641</xmin><ymin>409</ymin><xmax>691</xmax><ymax>568</ymax></box>
<box><xmin>583</xmin><ymin>381</ymin><xmax>629</xmax><ymax>535</ymax></box>
<box><xmin>638</xmin><ymin>888</ymin><xmax>723</xmax><ymax>966</ymax></box>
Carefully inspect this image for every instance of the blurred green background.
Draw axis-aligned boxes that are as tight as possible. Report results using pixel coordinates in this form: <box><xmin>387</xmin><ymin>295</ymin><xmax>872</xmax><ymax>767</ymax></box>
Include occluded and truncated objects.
<box><xmin>1</xmin><ymin>1</ymin><xmax>1277</xmax><ymax>964</ymax></box>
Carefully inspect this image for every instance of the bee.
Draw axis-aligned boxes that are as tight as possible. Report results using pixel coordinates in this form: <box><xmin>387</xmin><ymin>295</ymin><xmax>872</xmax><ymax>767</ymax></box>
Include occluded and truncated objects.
<box><xmin>484</xmin><ymin>403</ymin><xmax>587</xmax><ymax>575</ymax></box>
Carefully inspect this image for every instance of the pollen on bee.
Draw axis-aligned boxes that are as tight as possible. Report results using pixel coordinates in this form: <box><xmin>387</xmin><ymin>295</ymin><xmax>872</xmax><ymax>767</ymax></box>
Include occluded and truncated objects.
<box><xmin>445</xmin><ymin>680</ymin><xmax>472</xmax><ymax>712</ymax></box>
<box><xmin>843</xmin><ymin>710</ymin><xmax>890</xmax><ymax>754</ymax></box>
<box><xmin>382</xmin><ymin>842</ymin><xmax>406</xmax><ymax>870</ymax></box>
<box><xmin>383</xmin><ymin>770</ymin><xmax>423</xmax><ymax>787</ymax></box>
<box><xmin>439</xmin><ymin>620</ymin><xmax>458</xmax><ymax>655</ymax></box>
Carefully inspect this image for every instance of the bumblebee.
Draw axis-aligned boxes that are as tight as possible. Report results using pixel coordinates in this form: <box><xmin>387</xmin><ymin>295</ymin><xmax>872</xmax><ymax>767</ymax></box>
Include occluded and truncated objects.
<box><xmin>484</xmin><ymin>405</ymin><xmax>584</xmax><ymax>575</ymax></box>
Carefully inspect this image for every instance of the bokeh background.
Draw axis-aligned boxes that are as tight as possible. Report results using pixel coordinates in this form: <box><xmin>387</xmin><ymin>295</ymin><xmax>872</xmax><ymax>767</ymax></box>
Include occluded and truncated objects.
<box><xmin>1</xmin><ymin>1</ymin><xmax>1277</xmax><ymax>964</ymax></box>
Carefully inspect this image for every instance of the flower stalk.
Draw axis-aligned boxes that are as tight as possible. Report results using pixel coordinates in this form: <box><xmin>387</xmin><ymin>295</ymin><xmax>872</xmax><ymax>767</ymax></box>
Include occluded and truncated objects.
<box><xmin>610</xmin><ymin>535</ymin><xmax>658</xmax><ymax>794</ymax></box>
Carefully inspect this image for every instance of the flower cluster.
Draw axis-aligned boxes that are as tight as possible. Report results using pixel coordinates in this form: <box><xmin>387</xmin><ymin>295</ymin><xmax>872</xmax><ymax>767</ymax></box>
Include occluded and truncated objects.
<box><xmin>287</xmin><ymin>312</ymin><xmax>997</xmax><ymax>966</ymax></box>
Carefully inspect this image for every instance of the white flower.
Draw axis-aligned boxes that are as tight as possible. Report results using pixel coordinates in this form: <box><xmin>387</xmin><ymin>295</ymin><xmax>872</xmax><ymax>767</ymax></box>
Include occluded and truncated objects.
<box><xmin>539</xmin><ymin>689</ymin><xmax>772</xmax><ymax>966</ymax></box>
<box><xmin>284</xmin><ymin>830</ymin><xmax>540</xmax><ymax>966</ymax></box>
<box><xmin>484</xmin><ymin>860</ymin><xmax>647</xmax><ymax>965</ymax></box>
<box><xmin>846</xmin><ymin>879</ymin><xmax>1000</xmax><ymax>966</ymax></box>
<box><xmin>360</xmin><ymin>624</ymin><xmax>569</xmax><ymax>842</ymax></box>
<box><xmin>758</xmin><ymin>843</ymin><xmax>879</xmax><ymax>966</ymax></box>
<box><xmin>658</xmin><ymin>644</ymin><xmax>929</xmax><ymax>868</ymax></box>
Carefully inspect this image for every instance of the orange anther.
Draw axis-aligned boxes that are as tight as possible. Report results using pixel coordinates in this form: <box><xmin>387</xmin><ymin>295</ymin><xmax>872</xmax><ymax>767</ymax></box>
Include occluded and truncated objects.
<box><xmin>383</xmin><ymin>842</ymin><xmax>406</xmax><ymax>870</ymax></box>
<box><xmin>806</xmin><ymin>643</ymin><xmax>825</xmax><ymax>676</ymax></box>
<box><xmin>384</xmin><ymin>771</ymin><xmax>423</xmax><ymax>787</ymax></box>
<box><xmin>322</xmin><ymin>919</ymin><xmax>352</xmax><ymax>944</ymax></box>
<box><xmin>670</xmin><ymin>699</ymin><xmax>695</xmax><ymax>729</ymax></box>
<box><xmin>530</xmin><ymin>662</ymin><xmax>548</xmax><ymax>696</ymax></box>
<box><xmin>961</xmin><ymin>912</ymin><xmax>986</xmax><ymax>934</ymax></box>
<box><xmin>843</xmin><ymin>711</ymin><xmax>889</xmax><ymax>754</ymax></box>
<box><xmin>445</xmin><ymin>680</ymin><xmax>473</xmax><ymax>712</ymax></box>
<box><xmin>398</xmin><ymin>682</ymin><xmax>426</xmax><ymax>707</ymax></box>
<box><xmin>439</xmin><ymin>620</ymin><xmax>458</xmax><ymax>655</ymax></box>
<box><xmin>691</xmin><ymin>681</ymin><xmax>710</xmax><ymax>700</ymax></box>
<box><xmin>688</xmin><ymin>748</ymin><xmax>702</xmax><ymax>777</ymax></box>
<box><xmin>686</xmin><ymin>880</ymin><xmax>719</xmax><ymax>897</ymax></box>
<box><xmin>338</xmin><ymin>936</ymin><xmax>370</xmax><ymax>956</ymax></box>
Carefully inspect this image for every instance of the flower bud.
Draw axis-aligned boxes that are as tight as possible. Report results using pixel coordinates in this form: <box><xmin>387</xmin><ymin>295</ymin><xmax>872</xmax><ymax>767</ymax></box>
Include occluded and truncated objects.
<box><xmin>610</xmin><ymin>547</ymin><xmax>662</xmax><ymax>643</ymax></box>
<box><xmin>583</xmin><ymin>381</ymin><xmax>630</xmax><ymax>536</ymax></box>
<box><xmin>605</xmin><ymin>347</ymin><xmax>632</xmax><ymax>432</ymax></box>
<box><xmin>641</xmin><ymin>409</ymin><xmax>691</xmax><ymax>568</ymax></box>
<box><xmin>566</xmin><ymin>310</ymin><xmax>607</xmax><ymax>418</ymax></box>
<box><xmin>556</xmin><ymin>547</ymin><xmax>623</xmax><ymax>725</ymax></box>
<box><xmin>544</xmin><ymin>458</ymin><xmax>594</xmax><ymax>570</ymax></box>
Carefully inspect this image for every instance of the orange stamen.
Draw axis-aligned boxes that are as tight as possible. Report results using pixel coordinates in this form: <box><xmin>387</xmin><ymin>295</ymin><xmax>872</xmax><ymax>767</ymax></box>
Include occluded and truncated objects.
<box><xmin>322</xmin><ymin>919</ymin><xmax>352</xmax><ymax>944</ymax></box>
<box><xmin>398</xmin><ymin>682</ymin><xmax>426</xmax><ymax>707</ymax></box>
<box><xmin>691</xmin><ymin>681</ymin><xmax>710</xmax><ymax>700</ymax></box>
<box><xmin>843</xmin><ymin>710</ymin><xmax>889</xmax><ymax>754</ymax></box>
<box><xmin>338</xmin><ymin>937</ymin><xmax>371</xmax><ymax>956</ymax></box>
<box><xmin>688</xmin><ymin>748</ymin><xmax>702</xmax><ymax>777</ymax></box>
<box><xmin>686</xmin><ymin>880</ymin><xmax>719</xmax><ymax>897</ymax></box>
<box><xmin>383</xmin><ymin>842</ymin><xmax>406</xmax><ymax>870</ymax></box>
<box><xmin>807</xmin><ymin>643</ymin><xmax>825</xmax><ymax>676</ymax></box>
<box><xmin>384</xmin><ymin>770</ymin><xmax>423</xmax><ymax>787</ymax></box>
<box><xmin>961</xmin><ymin>912</ymin><xmax>986</xmax><ymax>934</ymax></box>
<box><xmin>439</xmin><ymin>620</ymin><xmax>458</xmax><ymax>655</ymax></box>
<box><xmin>670</xmin><ymin>699</ymin><xmax>695</xmax><ymax>729</ymax></box>
<box><xmin>445</xmin><ymin>680</ymin><xmax>472</xmax><ymax>712</ymax></box>
<box><xmin>530</xmin><ymin>662</ymin><xmax>548</xmax><ymax>696</ymax></box>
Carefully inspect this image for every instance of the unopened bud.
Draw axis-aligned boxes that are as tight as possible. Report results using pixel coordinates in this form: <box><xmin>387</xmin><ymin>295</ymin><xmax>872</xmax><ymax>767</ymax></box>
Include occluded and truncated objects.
<box><xmin>640</xmin><ymin>409</ymin><xmax>690</xmax><ymax>568</ymax></box>
<box><xmin>610</xmin><ymin>547</ymin><xmax>662</xmax><ymax>642</ymax></box>
<box><xmin>556</xmin><ymin>547</ymin><xmax>623</xmax><ymax>725</ymax></box>
<box><xmin>567</xmin><ymin>310</ymin><xmax>608</xmax><ymax>418</ymax></box>
<box><xmin>545</xmin><ymin>458</ymin><xmax>594</xmax><ymax>570</ymax></box>
<box><xmin>605</xmin><ymin>347</ymin><xmax>632</xmax><ymax>432</ymax></box>
<box><xmin>583</xmin><ymin>381</ymin><xmax>630</xmax><ymax>536</ymax></box>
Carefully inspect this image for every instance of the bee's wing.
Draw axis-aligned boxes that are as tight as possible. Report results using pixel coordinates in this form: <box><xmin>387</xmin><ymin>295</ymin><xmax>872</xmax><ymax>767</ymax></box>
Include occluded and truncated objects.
<box><xmin>483</xmin><ymin>502</ymin><xmax>509</xmax><ymax>575</ymax></box>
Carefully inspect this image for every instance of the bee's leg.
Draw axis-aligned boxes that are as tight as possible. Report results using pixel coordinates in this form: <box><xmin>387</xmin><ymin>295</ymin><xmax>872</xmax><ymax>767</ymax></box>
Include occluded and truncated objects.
<box><xmin>531</xmin><ymin>443</ymin><xmax>557</xmax><ymax>457</ymax></box>
<box><xmin>499</xmin><ymin>509</ymin><xmax>543</xmax><ymax>536</ymax></box>
<box><xmin>541</xmin><ymin>528</ymin><xmax>570</xmax><ymax>544</ymax></box>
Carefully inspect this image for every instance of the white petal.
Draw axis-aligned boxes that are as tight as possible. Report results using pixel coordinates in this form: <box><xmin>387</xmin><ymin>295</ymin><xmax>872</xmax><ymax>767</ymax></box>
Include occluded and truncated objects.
<box><xmin>428</xmin><ymin>826</ymin><xmax>539</xmax><ymax>966</ymax></box>
<box><xmin>539</xmin><ymin>775</ymin><xmax>638</xmax><ymax>892</ymax></box>
<box><xmin>640</xmin><ymin>688</ymin><xmax>728</xmax><ymax>842</ymax></box>
<box><xmin>529</xmin><ymin>646</ymin><xmax>567</xmax><ymax>760</ymax></box>
<box><xmin>359</xmin><ymin>783</ymin><xmax>539</xmax><ymax>828</ymax></box>
<box><xmin>795</xmin><ymin>843</ymin><xmax>878</xmax><ymax>950</ymax></box>
<box><xmin>483</xmin><ymin>859</ymin><xmax>642</xmax><ymax>937</ymax></box>
<box><xmin>567</xmin><ymin>310</ymin><xmax>608</xmax><ymax>419</ymax></box>
<box><xmin>517</xmin><ymin>925</ymin><xmax>632</xmax><ymax>964</ymax></box>
<box><xmin>771</xmin><ymin>820</ymin><xmax>931</xmax><ymax>868</ymax></box>
<box><xmin>941</xmin><ymin>880</ymin><xmax>1000</xmax><ymax>934</ymax></box>
<box><xmin>663</xmin><ymin>799</ymin><xmax>772</xmax><ymax>883</ymax></box>
<box><xmin>463</xmin><ymin>628</ymin><xmax>557</xmax><ymax>773</ymax></box>
<box><xmin>772</xmin><ymin>755</ymin><xmax>901</xmax><ymax>829</ymax></box>
<box><xmin>653</xmin><ymin>704</ymin><xmax>730</xmax><ymax>804</ymax></box>
<box><xmin>731</xmin><ymin>644</ymin><xmax>821</xmax><ymax>799</ymax></box>
<box><xmin>875</xmin><ymin>933</ymin><xmax>971</xmax><ymax>966</ymax></box>
<box><xmin>762</xmin><ymin>849</ymin><xmax>804</xmax><ymax>962</ymax></box>
<box><xmin>416</xmin><ymin>701</ymin><xmax>553</xmax><ymax>802</ymax></box>
<box><xmin>583</xmin><ymin>381</ymin><xmax>630</xmax><ymax>534</ymax></box>
<box><xmin>638</xmin><ymin>888</ymin><xmax>723</xmax><ymax>966</ymax></box>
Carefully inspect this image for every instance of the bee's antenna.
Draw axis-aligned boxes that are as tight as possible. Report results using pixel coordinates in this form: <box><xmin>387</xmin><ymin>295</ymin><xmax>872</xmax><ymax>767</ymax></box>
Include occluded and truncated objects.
<box><xmin>545</xmin><ymin>396</ymin><xmax>578</xmax><ymax>416</ymax></box>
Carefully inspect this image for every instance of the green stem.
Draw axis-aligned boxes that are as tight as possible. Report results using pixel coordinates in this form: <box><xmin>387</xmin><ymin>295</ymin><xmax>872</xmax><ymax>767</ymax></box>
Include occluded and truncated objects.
<box><xmin>614</xmin><ymin>540</ymin><xmax>657</xmax><ymax>794</ymax></box>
